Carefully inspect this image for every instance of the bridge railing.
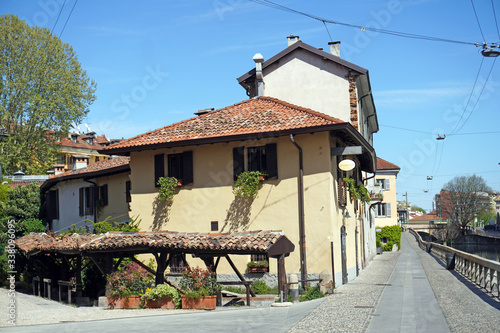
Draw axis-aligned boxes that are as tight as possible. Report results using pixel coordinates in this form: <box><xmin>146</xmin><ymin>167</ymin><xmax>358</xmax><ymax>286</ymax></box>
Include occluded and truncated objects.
<box><xmin>408</xmin><ymin>228</ymin><xmax>500</xmax><ymax>300</ymax></box>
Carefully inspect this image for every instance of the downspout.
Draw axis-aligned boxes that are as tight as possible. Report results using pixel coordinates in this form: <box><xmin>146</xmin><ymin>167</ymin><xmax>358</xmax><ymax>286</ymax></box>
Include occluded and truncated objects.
<box><xmin>290</xmin><ymin>134</ymin><xmax>307</xmax><ymax>289</ymax></box>
<box><xmin>83</xmin><ymin>179</ymin><xmax>98</xmax><ymax>225</ymax></box>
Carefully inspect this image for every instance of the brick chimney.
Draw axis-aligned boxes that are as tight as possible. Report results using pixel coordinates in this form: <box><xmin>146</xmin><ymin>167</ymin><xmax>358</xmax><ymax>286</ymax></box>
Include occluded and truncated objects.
<box><xmin>52</xmin><ymin>164</ymin><xmax>65</xmax><ymax>176</ymax></box>
<box><xmin>72</xmin><ymin>155</ymin><xmax>89</xmax><ymax>170</ymax></box>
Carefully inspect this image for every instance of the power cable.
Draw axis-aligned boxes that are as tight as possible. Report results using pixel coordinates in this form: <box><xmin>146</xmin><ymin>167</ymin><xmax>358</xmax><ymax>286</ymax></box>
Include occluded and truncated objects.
<box><xmin>379</xmin><ymin>124</ymin><xmax>435</xmax><ymax>135</ymax></box>
<box><xmin>59</xmin><ymin>0</ymin><xmax>78</xmax><ymax>37</ymax></box>
<box><xmin>470</xmin><ymin>0</ymin><xmax>486</xmax><ymax>41</ymax></box>
<box><xmin>51</xmin><ymin>0</ymin><xmax>67</xmax><ymax>33</ymax></box>
<box><xmin>449</xmin><ymin>58</ymin><xmax>497</xmax><ymax>135</ymax></box>
<box><xmin>448</xmin><ymin>57</ymin><xmax>484</xmax><ymax>136</ymax></box>
<box><xmin>322</xmin><ymin>20</ymin><xmax>333</xmax><ymax>42</ymax></box>
<box><xmin>249</xmin><ymin>0</ymin><xmax>480</xmax><ymax>46</ymax></box>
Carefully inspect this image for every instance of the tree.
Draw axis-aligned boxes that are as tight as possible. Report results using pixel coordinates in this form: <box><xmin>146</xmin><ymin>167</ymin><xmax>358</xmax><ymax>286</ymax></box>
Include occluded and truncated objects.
<box><xmin>410</xmin><ymin>205</ymin><xmax>426</xmax><ymax>214</ymax></box>
<box><xmin>0</xmin><ymin>14</ymin><xmax>96</xmax><ymax>174</ymax></box>
<box><xmin>442</xmin><ymin>175</ymin><xmax>492</xmax><ymax>233</ymax></box>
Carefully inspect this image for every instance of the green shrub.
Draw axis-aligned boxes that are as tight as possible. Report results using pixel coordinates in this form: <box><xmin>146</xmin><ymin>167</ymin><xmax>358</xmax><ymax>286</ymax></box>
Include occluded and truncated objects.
<box><xmin>299</xmin><ymin>285</ymin><xmax>324</xmax><ymax>302</ymax></box>
<box><xmin>222</xmin><ymin>286</ymin><xmax>246</xmax><ymax>294</ymax></box>
<box><xmin>142</xmin><ymin>284</ymin><xmax>181</xmax><ymax>308</ymax></box>
<box><xmin>251</xmin><ymin>279</ymin><xmax>273</xmax><ymax>294</ymax></box>
<box><xmin>376</xmin><ymin>225</ymin><xmax>402</xmax><ymax>251</ymax></box>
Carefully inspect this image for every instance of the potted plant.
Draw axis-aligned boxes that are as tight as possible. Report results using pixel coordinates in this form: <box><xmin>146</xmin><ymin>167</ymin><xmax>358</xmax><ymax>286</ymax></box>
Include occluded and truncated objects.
<box><xmin>233</xmin><ymin>171</ymin><xmax>262</xmax><ymax>198</ymax></box>
<box><xmin>247</xmin><ymin>260</ymin><xmax>269</xmax><ymax>273</ymax></box>
<box><xmin>141</xmin><ymin>283</ymin><xmax>181</xmax><ymax>309</ymax></box>
<box><xmin>157</xmin><ymin>176</ymin><xmax>178</xmax><ymax>202</ymax></box>
<box><xmin>179</xmin><ymin>266</ymin><xmax>222</xmax><ymax>310</ymax></box>
<box><xmin>106</xmin><ymin>263</ymin><xmax>152</xmax><ymax>309</ymax></box>
<box><xmin>342</xmin><ymin>177</ymin><xmax>359</xmax><ymax>201</ymax></box>
<box><xmin>358</xmin><ymin>183</ymin><xmax>371</xmax><ymax>203</ymax></box>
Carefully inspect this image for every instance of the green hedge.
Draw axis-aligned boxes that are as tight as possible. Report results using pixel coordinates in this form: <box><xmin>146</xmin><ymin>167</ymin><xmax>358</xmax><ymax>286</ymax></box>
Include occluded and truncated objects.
<box><xmin>376</xmin><ymin>225</ymin><xmax>402</xmax><ymax>251</ymax></box>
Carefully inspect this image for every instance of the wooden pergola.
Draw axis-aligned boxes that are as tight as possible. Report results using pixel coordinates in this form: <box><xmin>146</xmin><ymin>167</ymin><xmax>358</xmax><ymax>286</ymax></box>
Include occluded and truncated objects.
<box><xmin>15</xmin><ymin>230</ymin><xmax>295</xmax><ymax>300</ymax></box>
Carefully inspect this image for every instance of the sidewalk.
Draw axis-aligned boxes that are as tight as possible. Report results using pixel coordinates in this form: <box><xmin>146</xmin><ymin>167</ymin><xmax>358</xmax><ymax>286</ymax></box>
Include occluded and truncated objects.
<box><xmin>365</xmin><ymin>232</ymin><xmax>450</xmax><ymax>332</ymax></box>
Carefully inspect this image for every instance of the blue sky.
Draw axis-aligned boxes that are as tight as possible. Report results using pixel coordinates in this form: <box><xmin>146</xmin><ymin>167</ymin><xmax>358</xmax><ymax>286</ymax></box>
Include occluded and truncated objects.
<box><xmin>2</xmin><ymin>0</ymin><xmax>500</xmax><ymax>211</ymax></box>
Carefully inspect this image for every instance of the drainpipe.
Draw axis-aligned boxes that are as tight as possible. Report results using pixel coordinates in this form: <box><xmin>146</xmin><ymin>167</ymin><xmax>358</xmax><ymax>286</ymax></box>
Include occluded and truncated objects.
<box><xmin>290</xmin><ymin>134</ymin><xmax>307</xmax><ymax>289</ymax></box>
<box><xmin>83</xmin><ymin>179</ymin><xmax>98</xmax><ymax>226</ymax></box>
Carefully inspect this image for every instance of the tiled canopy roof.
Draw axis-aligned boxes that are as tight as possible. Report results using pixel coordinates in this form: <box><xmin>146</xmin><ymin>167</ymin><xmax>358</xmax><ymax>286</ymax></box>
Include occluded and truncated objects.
<box><xmin>15</xmin><ymin>230</ymin><xmax>295</xmax><ymax>257</ymax></box>
<box><xmin>101</xmin><ymin>96</ymin><xmax>344</xmax><ymax>154</ymax></box>
<box><xmin>376</xmin><ymin>158</ymin><xmax>400</xmax><ymax>170</ymax></box>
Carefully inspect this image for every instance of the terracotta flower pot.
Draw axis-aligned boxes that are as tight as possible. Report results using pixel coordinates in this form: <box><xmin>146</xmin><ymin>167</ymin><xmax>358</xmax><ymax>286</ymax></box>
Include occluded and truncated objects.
<box><xmin>181</xmin><ymin>295</ymin><xmax>216</xmax><ymax>310</ymax></box>
<box><xmin>107</xmin><ymin>295</ymin><xmax>141</xmax><ymax>309</ymax></box>
<box><xmin>248</xmin><ymin>267</ymin><xmax>268</xmax><ymax>273</ymax></box>
<box><xmin>144</xmin><ymin>296</ymin><xmax>176</xmax><ymax>309</ymax></box>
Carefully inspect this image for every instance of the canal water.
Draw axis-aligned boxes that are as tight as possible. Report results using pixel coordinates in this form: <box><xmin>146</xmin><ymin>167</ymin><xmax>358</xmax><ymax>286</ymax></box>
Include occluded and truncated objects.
<box><xmin>450</xmin><ymin>243</ymin><xmax>500</xmax><ymax>262</ymax></box>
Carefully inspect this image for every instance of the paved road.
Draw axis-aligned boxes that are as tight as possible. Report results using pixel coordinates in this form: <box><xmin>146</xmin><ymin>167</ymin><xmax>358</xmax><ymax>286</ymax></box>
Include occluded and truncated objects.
<box><xmin>1</xmin><ymin>296</ymin><xmax>323</xmax><ymax>333</ymax></box>
<box><xmin>365</xmin><ymin>232</ymin><xmax>450</xmax><ymax>332</ymax></box>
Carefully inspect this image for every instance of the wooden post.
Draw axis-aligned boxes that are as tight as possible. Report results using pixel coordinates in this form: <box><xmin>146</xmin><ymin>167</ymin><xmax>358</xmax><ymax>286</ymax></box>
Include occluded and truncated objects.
<box><xmin>224</xmin><ymin>255</ymin><xmax>256</xmax><ymax>297</ymax></box>
<box><xmin>277</xmin><ymin>254</ymin><xmax>286</xmax><ymax>299</ymax></box>
<box><xmin>75</xmin><ymin>255</ymin><xmax>82</xmax><ymax>298</ymax></box>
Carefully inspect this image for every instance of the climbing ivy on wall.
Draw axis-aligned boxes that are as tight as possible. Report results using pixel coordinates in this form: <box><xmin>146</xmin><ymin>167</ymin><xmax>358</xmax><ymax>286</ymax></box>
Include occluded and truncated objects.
<box><xmin>376</xmin><ymin>225</ymin><xmax>402</xmax><ymax>251</ymax></box>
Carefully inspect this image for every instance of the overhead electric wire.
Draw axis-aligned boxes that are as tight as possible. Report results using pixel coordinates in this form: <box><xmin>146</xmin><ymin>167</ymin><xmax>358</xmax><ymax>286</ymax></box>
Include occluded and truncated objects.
<box><xmin>448</xmin><ymin>57</ymin><xmax>484</xmax><ymax>136</ymax></box>
<box><xmin>51</xmin><ymin>0</ymin><xmax>67</xmax><ymax>33</ymax></box>
<box><xmin>379</xmin><ymin>124</ymin><xmax>434</xmax><ymax>135</ymax></box>
<box><xmin>470</xmin><ymin>0</ymin><xmax>486</xmax><ymax>41</ymax></box>
<box><xmin>323</xmin><ymin>20</ymin><xmax>333</xmax><ymax>42</ymax></box>
<box><xmin>59</xmin><ymin>0</ymin><xmax>78</xmax><ymax>37</ymax></box>
<box><xmin>249</xmin><ymin>0</ymin><xmax>480</xmax><ymax>46</ymax></box>
<box><xmin>449</xmin><ymin>58</ymin><xmax>497</xmax><ymax>135</ymax></box>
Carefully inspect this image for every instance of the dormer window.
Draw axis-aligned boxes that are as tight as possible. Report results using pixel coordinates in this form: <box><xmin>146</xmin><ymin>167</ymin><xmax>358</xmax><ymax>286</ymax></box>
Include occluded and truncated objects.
<box><xmin>72</xmin><ymin>135</ymin><xmax>77</xmax><ymax>144</ymax></box>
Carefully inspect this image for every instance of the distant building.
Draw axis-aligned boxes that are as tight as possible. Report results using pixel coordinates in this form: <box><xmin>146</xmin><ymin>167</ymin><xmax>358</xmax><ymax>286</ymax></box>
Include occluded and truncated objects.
<box><xmin>373</xmin><ymin>158</ymin><xmax>400</xmax><ymax>227</ymax></box>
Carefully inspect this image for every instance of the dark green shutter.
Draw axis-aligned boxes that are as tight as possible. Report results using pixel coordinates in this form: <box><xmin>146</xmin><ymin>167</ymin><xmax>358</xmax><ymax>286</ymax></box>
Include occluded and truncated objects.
<box><xmin>233</xmin><ymin>147</ymin><xmax>245</xmax><ymax>181</ymax></box>
<box><xmin>182</xmin><ymin>151</ymin><xmax>193</xmax><ymax>185</ymax></box>
<box><xmin>154</xmin><ymin>154</ymin><xmax>165</xmax><ymax>187</ymax></box>
<box><xmin>265</xmin><ymin>143</ymin><xmax>278</xmax><ymax>179</ymax></box>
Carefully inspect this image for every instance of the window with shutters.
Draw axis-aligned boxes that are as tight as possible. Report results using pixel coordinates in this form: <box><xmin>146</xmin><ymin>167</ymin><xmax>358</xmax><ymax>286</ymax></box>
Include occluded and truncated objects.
<box><xmin>99</xmin><ymin>184</ymin><xmax>108</xmax><ymax>206</ymax></box>
<box><xmin>47</xmin><ymin>190</ymin><xmax>59</xmax><ymax>220</ymax></box>
<box><xmin>375</xmin><ymin>203</ymin><xmax>392</xmax><ymax>217</ymax></box>
<box><xmin>375</xmin><ymin>178</ymin><xmax>390</xmax><ymax>190</ymax></box>
<box><xmin>154</xmin><ymin>154</ymin><xmax>165</xmax><ymax>187</ymax></box>
<box><xmin>79</xmin><ymin>187</ymin><xmax>94</xmax><ymax>216</ymax></box>
<box><xmin>233</xmin><ymin>143</ymin><xmax>278</xmax><ymax>180</ymax></box>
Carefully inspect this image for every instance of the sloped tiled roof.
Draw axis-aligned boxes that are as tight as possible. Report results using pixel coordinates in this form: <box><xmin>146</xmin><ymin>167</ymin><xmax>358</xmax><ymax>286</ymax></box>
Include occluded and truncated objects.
<box><xmin>377</xmin><ymin>158</ymin><xmax>400</xmax><ymax>171</ymax></box>
<box><xmin>41</xmin><ymin>156</ymin><xmax>130</xmax><ymax>191</ymax></box>
<box><xmin>52</xmin><ymin>156</ymin><xmax>130</xmax><ymax>180</ymax></box>
<box><xmin>409</xmin><ymin>210</ymin><xmax>443</xmax><ymax>222</ymax></box>
<box><xmin>101</xmin><ymin>96</ymin><xmax>344</xmax><ymax>154</ymax></box>
<box><xmin>15</xmin><ymin>230</ymin><xmax>294</xmax><ymax>257</ymax></box>
<box><xmin>15</xmin><ymin>233</ymin><xmax>95</xmax><ymax>255</ymax></box>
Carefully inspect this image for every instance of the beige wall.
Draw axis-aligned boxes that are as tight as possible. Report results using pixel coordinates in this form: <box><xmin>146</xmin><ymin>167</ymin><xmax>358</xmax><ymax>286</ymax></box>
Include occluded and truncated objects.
<box><xmin>374</xmin><ymin>173</ymin><xmax>399</xmax><ymax>227</ymax></box>
<box><xmin>95</xmin><ymin>172</ymin><xmax>130</xmax><ymax>224</ymax></box>
<box><xmin>129</xmin><ymin>132</ymin><xmax>367</xmax><ymax>280</ymax></box>
<box><xmin>262</xmin><ymin>49</ymin><xmax>351</xmax><ymax>123</ymax></box>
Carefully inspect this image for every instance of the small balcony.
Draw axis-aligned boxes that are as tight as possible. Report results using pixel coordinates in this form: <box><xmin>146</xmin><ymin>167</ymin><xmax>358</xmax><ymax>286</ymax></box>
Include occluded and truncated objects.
<box><xmin>369</xmin><ymin>185</ymin><xmax>383</xmax><ymax>202</ymax></box>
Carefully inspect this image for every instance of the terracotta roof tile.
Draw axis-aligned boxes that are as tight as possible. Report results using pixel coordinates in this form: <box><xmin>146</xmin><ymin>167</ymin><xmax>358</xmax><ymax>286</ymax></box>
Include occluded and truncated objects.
<box><xmin>376</xmin><ymin>158</ymin><xmax>400</xmax><ymax>170</ymax></box>
<box><xmin>102</xmin><ymin>97</ymin><xmax>344</xmax><ymax>153</ymax></box>
<box><xmin>52</xmin><ymin>156</ymin><xmax>130</xmax><ymax>179</ymax></box>
<box><xmin>15</xmin><ymin>230</ymin><xmax>292</xmax><ymax>256</ymax></box>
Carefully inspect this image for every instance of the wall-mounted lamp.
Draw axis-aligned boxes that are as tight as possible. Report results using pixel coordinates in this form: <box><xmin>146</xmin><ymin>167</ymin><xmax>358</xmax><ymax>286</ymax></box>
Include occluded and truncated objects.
<box><xmin>345</xmin><ymin>209</ymin><xmax>351</xmax><ymax>218</ymax></box>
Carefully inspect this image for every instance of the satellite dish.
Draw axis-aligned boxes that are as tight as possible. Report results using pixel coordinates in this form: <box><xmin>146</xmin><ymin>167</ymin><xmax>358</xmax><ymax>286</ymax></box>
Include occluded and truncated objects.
<box><xmin>338</xmin><ymin>159</ymin><xmax>355</xmax><ymax>171</ymax></box>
